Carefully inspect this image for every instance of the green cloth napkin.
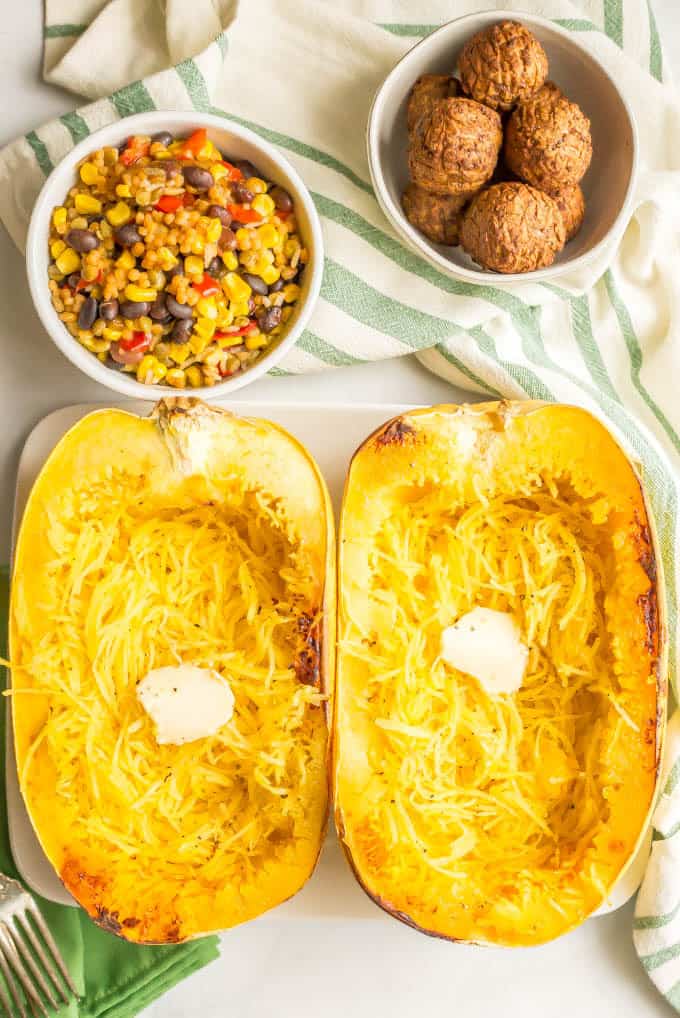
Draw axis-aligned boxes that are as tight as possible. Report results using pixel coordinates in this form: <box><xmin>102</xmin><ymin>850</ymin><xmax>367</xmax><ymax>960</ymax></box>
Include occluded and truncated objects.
<box><xmin>0</xmin><ymin>567</ymin><xmax>219</xmax><ymax>1018</ymax></box>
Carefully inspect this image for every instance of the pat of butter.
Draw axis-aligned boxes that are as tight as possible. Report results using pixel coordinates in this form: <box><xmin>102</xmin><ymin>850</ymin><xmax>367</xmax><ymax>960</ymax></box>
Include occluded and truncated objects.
<box><xmin>137</xmin><ymin>664</ymin><xmax>235</xmax><ymax>745</ymax></box>
<box><xmin>441</xmin><ymin>607</ymin><xmax>528</xmax><ymax>696</ymax></box>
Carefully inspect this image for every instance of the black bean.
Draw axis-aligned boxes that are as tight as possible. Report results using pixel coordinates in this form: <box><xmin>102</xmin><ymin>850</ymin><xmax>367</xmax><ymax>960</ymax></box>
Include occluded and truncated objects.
<box><xmin>100</xmin><ymin>299</ymin><xmax>119</xmax><ymax>320</ymax></box>
<box><xmin>256</xmin><ymin>306</ymin><xmax>282</xmax><ymax>333</ymax></box>
<box><xmin>234</xmin><ymin>159</ymin><xmax>261</xmax><ymax>179</ymax></box>
<box><xmin>115</xmin><ymin>223</ymin><xmax>142</xmax><ymax>247</ymax></box>
<box><xmin>78</xmin><ymin>296</ymin><xmax>98</xmax><ymax>330</ymax></box>
<box><xmin>218</xmin><ymin>227</ymin><xmax>237</xmax><ymax>251</ymax></box>
<box><xmin>67</xmin><ymin>273</ymin><xmax>81</xmax><ymax>289</ymax></box>
<box><xmin>119</xmin><ymin>299</ymin><xmax>151</xmax><ymax>319</ymax></box>
<box><xmin>171</xmin><ymin>318</ymin><xmax>193</xmax><ymax>344</ymax></box>
<box><xmin>231</xmin><ymin>182</ymin><xmax>254</xmax><ymax>204</ymax></box>
<box><xmin>65</xmin><ymin>228</ymin><xmax>98</xmax><ymax>253</ymax></box>
<box><xmin>207</xmin><ymin>256</ymin><xmax>226</xmax><ymax>278</ymax></box>
<box><xmin>182</xmin><ymin>165</ymin><xmax>214</xmax><ymax>191</ymax></box>
<box><xmin>206</xmin><ymin>204</ymin><xmax>232</xmax><ymax>227</ymax></box>
<box><xmin>268</xmin><ymin>278</ymin><xmax>284</xmax><ymax>294</ymax></box>
<box><xmin>165</xmin><ymin>294</ymin><xmax>194</xmax><ymax>319</ymax></box>
<box><xmin>241</xmin><ymin>272</ymin><xmax>268</xmax><ymax>296</ymax></box>
<box><xmin>151</xmin><ymin>130</ymin><xmax>173</xmax><ymax>147</ymax></box>
<box><xmin>105</xmin><ymin>355</ymin><xmax>127</xmax><ymax>372</ymax></box>
<box><xmin>149</xmin><ymin>293</ymin><xmax>170</xmax><ymax>321</ymax></box>
<box><xmin>270</xmin><ymin>186</ymin><xmax>293</xmax><ymax>212</ymax></box>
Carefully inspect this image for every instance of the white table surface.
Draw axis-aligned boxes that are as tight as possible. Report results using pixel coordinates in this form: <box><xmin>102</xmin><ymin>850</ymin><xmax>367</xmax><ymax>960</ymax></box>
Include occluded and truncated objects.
<box><xmin>1</xmin><ymin>4</ymin><xmax>680</xmax><ymax>1017</ymax></box>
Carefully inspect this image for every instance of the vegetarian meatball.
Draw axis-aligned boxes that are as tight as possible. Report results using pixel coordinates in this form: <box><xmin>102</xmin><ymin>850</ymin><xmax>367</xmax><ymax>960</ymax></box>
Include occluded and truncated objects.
<box><xmin>402</xmin><ymin>183</ymin><xmax>468</xmax><ymax>246</ymax></box>
<box><xmin>408</xmin><ymin>98</ymin><xmax>502</xmax><ymax>196</ymax></box>
<box><xmin>460</xmin><ymin>182</ymin><xmax>566</xmax><ymax>273</ymax></box>
<box><xmin>458</xmin><ymin>20</ymin><xmax>548</xmax><ymax>111</ymax></box>
<box><xmin>504</xmin><ymin>88</ymin><xmax>592</xmax><ymax>189</ymax></box>
<box><xmin>547</xmin><ymin>183</ymin><xmax>585</xmax><ymax>242</ymax></box>
<box><xmin>407</xmin><ymin>74</ymin><xmax>458</xmax><ymax>132</ymax></box>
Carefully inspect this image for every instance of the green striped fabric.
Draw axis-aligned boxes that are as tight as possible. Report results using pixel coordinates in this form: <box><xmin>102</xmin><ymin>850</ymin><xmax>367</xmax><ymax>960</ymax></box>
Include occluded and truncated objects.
<box><xmin>2</xmin><ymin>0</ymin><xmax>680</xmax><ymax>1009</ymax></box>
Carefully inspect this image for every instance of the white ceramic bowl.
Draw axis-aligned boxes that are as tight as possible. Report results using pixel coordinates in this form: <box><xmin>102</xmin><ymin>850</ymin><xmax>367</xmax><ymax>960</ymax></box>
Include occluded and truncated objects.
<box><xmin>27</xmin><ymin>111</ymin><xmax>323</xmax><ymax>399</ymax></box>
<box><xmin>367</xmin><ymin>11</ymin><xmax>638</xmax><ymax>285</ymax></box>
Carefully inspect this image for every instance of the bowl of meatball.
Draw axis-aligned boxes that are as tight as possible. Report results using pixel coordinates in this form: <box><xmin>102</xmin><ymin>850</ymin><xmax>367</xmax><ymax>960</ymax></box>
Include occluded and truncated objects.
<box><xmin>367</xmin><ymin>12</ymin><xmax>638</xmax><ymax>281</ymax></box>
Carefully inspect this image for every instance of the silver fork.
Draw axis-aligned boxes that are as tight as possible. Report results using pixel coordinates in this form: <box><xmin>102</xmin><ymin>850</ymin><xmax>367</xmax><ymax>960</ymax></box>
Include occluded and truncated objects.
<box><xmin>0</xmin><ymin>874</ymin><xmax>77</xmax><ymax>1017</ymax></box>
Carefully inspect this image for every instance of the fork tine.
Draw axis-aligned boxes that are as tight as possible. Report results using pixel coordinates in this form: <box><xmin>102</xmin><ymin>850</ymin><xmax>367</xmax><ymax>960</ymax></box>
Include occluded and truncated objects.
<box><xmin>0</xmin><ymin>971</ymin><xmax>14</xmax><ymax>1018</ymax></box>
<box><xmin>14</xmin><ymin>914</ymin><xmax>68</xmax><ymax>1007</ymax></box>
<box><xmin>8</xmin><ymin>919</ymin><xmax>59</xmax><ymax>1010</ymax></box>
<box><xmin>0</xmin><ymin>935</ymin><xmax>27</xmax><ymax>1018</ymax></box>
<box><xmin>0</xmin><ymin>925</ymin><xmax>47</xmax><ymax>1018</ymax></box>
<box><xmin>26</xmin><ymin>903</ymin><xmax>78</xmax><ymax>997</ymax></box>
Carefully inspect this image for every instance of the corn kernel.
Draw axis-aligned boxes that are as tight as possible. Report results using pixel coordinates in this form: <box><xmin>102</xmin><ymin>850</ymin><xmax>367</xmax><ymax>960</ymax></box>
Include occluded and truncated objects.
<box><xmin>116</xmin><ymin>250</ymin><xmax>135</xmax><ymax>270</ymax></box>
<box><xmin>116</xmin><ymin>183</ymin><xmax>133</xmax><ymax>198</ymax></box>
<box><xmin>284</xmin><ymin>237</ymin><xmax>301</xmax><ymax>259</ymax></box>
<box><xmin>189</xmin><ymin>333</ymin><xmax>211</xmax><ymax>356</ymax></box>
<box><xmin>206</xmin><ymin>219</ymin><xmax>223</xmax><ymax>244</ymax></box>
<box><xmin>74</xmin><ymin>194</ymin><xmax>102</xmax><ymax>216</ymax></box>
<box><xmin>283</xmin><ymin>283</ymin><xmax>301</xmax><ymax>303</ymax></box>
<box><xmin>245</xmin><ymin>332</ymin><xmax>267</xmax><ymax>350</ymax></box>
<box><xmin>194</xmin><ymin>317</ymin><xmax>216</xmax><ymax>342</ymax></box>
<box><xmin>124</xmin><ymin>283</ymin><xmax>157</xmax><ymax>303</ymax></box>
<box><xmin>257</xmin><ymin>224</ymin><xmax>279</xmax><ymax>249</ymax></box>
<box><xmin>211</xmin><ymin>163</ymin><xmax>228</xmax><ymax>182</ymax></box>
<box><xmin>217</xmin><ymin>332</ymin><xmax>246</xmax><ymax>349</ymax></box>
<box><xmin>55</xmin><ymin>248</ymin><xmax>81</xmax><ymax>275</ymax></box>
<box><xmin>106</xmin><ymin>202</ymin><xmax>132</xmax><ymax>227</ymax></box>
<box><xmin>102</xmin><ymin>326</ymin><xmax>123</xmax><ymax>342</ymax></box>
<box><xmin>215</xmin><ymin>306</ymin><xmax>234</xmax><ymax>330</ymax></box>
<box><xmin>196</xmin><ymin>297</ymin><xmax>218</xmax><ymax>320</ymax></box>
<box><xmin>79</xmin><ymin>332</ymin><xmax>109</xmax><ymax>353</ymax></box>
<box><xmin>52</xmin><ymin>207</ymin><xmax>67</xmax><ymax>230</ymax></box>
<box><xmin>246</xmin><ymin>177</ymin><xmax>267</xmax><ymax>195</ymax></box>
<box><xmin>252</xmin><ymin>194</ymin><xmax>275</xmax><ymax>217</ymax></box>
<box><xmin>165</xmin><ymin>368</ymin><xmax>186</xmax><ymax>388</ymax></box>
<box><xmin>229</xmin><ymin>300</ymin><xmax>250</xmax><ymax>319</ymax></box>
<box><xmin>184</xmin><ymin>255</ymin><xmax>204</xmax><ymax>277</ymax></box>
<box><xmin>136</xmin><ymin>355</ymin><xmax>166</xmax><ymax>384</ymax></box>
<box><xmin>223</xmin><ymin>272</ymin><xmax>252</xmax><ymax>303</ymax></box>
<box><xmin>186</xmin><ymin>365</ymin><xmax>203</xmax><ymax>388</ymax></box>
<box><xmin>235</xmin><ymin>228</ymin><xmax>251</xmax><ymax>251</ymax></box>
<box><xmin>261</xmin><ymin>265</ymin><xmax>280</xmax><ymax>285</ymax></box>
<box><xmin>50</xmin><ymin>239</ymin><xmax>67</xmax><ymax>259</ymax></box>
<box><xmin>79</xmin><ymin>162</ymin><xmax>101</xmax><ymax>185</ymax></box>
<box><xmin>222</xmin><ymin>251</ymin><xmax>239</xmax><ymax>271</ymax></box>
<box><xmin>167</xmin><ymin>343</ymin><xmax>192</xmax><ymax>365</ymax></box>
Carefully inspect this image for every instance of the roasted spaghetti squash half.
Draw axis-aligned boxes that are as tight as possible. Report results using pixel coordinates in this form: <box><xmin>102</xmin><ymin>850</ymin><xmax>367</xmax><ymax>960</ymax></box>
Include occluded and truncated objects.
<box><xmin>11</xmin><ymin>399</ymin><xmax>334</xmax><ymax>943</ymax></box>
<box><xmin>335</xmin><ymin>402</ymin><xmax>665</xmax><ymax>946</ymax></box>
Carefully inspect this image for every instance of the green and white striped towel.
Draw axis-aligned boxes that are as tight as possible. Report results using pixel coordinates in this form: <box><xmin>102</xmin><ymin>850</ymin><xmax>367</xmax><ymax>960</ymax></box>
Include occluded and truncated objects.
<box><xmin>2</xmin><ymin>0</ymin><xmax>680</xmax><ymax>1006</ymax></box>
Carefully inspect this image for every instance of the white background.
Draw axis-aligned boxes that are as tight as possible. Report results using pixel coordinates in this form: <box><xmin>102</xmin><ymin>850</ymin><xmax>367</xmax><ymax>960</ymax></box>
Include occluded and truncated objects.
<box><xmin>1</xmin><ymin>4</ymin><xmax>680</xmax><ymax>1016</ymax></box>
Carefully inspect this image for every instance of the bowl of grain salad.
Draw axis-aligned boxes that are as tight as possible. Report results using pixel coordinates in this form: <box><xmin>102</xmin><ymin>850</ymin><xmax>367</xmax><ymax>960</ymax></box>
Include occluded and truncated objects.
<box><xmin>26</xmin><ymin>112</ymin><xmax>323</xmax><ymax>397</ymax></box>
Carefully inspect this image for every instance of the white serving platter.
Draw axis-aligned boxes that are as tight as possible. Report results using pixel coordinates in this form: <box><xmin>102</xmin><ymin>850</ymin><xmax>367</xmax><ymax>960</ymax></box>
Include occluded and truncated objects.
<box><xmin>7</xmin><ymin>401</ymin><xmax>651</xmax><ymax>920</ymax></box>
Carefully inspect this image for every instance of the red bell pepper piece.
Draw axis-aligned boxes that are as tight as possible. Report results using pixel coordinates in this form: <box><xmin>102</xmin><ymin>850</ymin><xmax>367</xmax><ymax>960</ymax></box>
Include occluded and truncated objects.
<box><xmin>192</xmin><ymin>274</ymin><xmax>220</xmax><ymax>297</ymax></box>
<box><xmin>227</xmin><ymin>204</ymin><xmax>261</xmax><ymax>223</ymax></box>
<box><xmin>119</xmin><ymin>331</ymin><xmax>151</xmax><ymax>353</ymax></box>
<box><xmin>120</xmin><ymin>136</ymin><xmax>150</xmax><ymax>166</ymax></box>
<box><xmin>220</xmin><ymin>161</ymin><xmax>243</xmax><ymax>181</ymax></box>
<box><xmin>72</xmin><ymin>270</ymin><xmax>101</xmax><ymax>292</ymax></box>
<box><xmin>178</xmin><ymin>128</ymin><xmax>208</xmax><ymax>159</ymax></box>
<box><xmin>154</xmin><ymin>194</ymin><xmax>184</xmax><ymax>213</ymax></box>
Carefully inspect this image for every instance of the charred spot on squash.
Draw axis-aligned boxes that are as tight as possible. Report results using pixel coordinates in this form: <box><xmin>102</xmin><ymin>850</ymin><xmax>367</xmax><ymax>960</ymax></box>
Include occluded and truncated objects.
<box><xmin>121</xmin><ymin>917</ymin><xmax>140</xmax><ymax>929</ymax></box>
<box><xmin>294</xmin><ymin>610</ymin><xmax>321</xmax><ymax>686</ymax></box>
<box><xmin>375</xmin><ymin>418</ymin><xmax>416</xmax><ymax>448</ymax></box>
<box><xmin>637</xmin><ymin>587</ymin><xmax>659</xmax><ymax>656</ymax></box>
<box><xmin>94</xmin><ymin>906</ymin><xmax>122</xmax><ymax>934</ymax></box>
<box><xmin>634</xmin><ymin>510</ymin><xmax>657</xmax><ymax>584</ymax></box>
